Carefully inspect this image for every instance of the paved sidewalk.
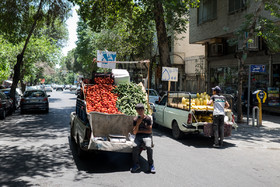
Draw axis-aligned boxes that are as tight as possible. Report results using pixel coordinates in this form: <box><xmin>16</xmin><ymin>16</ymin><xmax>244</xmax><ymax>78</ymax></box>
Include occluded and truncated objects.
<box><xmin>227</xmin><ymin>114</ymin><xmax>280</xmax><ymax>150</ymax></box>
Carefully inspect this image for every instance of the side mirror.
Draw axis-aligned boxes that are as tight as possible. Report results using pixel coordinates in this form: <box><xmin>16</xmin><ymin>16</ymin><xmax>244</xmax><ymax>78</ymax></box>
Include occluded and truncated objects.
<box><xmin>48</xmin><ymin>95</ymin><xmax>50</xmax><ymax>97</ymax></box>
<box><xmin>155</xmin><ymin>101</ymin><xmax>159</xmax><ymax>104</ymax></box>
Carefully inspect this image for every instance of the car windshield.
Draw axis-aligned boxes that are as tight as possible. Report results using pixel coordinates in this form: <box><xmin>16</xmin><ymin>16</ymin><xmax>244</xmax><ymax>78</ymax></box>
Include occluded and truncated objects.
<box><xmin>148</xmin><ymin>90</ymin><xmax>158</xmax><ymax>96</ymax></box>
<box><xmin>24</xmin><ymin>90</ymin><xmax>46</xmax><ymax>97</ymax></box>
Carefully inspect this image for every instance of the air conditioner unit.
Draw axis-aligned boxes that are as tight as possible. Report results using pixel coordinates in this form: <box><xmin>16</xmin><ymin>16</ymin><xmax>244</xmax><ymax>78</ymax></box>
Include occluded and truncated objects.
<box><xmin>237</xmin><ymin>34</ymin><xmax>259</xmax><ymax>51</ymax></box>
<box><xmin>210</xmin><ymin>44</ymin><xmax>223</xmax><ymax>56</ymax></box>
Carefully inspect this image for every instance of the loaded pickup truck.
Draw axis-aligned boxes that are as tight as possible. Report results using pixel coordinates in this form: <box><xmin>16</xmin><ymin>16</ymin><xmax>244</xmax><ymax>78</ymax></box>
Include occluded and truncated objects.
<box><xmin>152</xmin><ymin>92</ymin><xmax>237</xmax><ymax>139</ymax></box>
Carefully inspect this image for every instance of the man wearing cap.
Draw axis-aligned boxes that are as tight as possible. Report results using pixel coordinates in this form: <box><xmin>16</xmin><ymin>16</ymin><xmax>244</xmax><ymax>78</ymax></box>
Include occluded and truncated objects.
<box><xmin>208</xmin><ymin>86</ymin><xmax>230</xmax><ymax>148</ymax></box>
<box><xmin>131</xmin><ymin>103</ymin><xmax>155</xmax><ymax>173</ymax></box>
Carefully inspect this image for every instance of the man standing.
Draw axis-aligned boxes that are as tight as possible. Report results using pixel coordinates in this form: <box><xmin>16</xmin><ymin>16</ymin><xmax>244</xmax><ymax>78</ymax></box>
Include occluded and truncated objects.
<box><xmin>207</xmin><ymin>86</ymin><xmax>230</xmax><ymax>148</ymax></box>
<box><xmin>131</xmin><ymin>103</ymin><xmax>155</xmax><ymax>173</ymax></box>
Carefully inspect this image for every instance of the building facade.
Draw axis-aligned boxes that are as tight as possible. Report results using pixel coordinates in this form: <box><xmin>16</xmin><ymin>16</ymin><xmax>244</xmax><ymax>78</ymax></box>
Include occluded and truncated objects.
<box><xmin>170</xmin><ymin>25</ymin><xmax>206</xmax><ymax>93</ymax></box>
<box><xmin>189</xmin><ymin>0</ymin><xmax>280</xmax><ymax>107</ymax></box>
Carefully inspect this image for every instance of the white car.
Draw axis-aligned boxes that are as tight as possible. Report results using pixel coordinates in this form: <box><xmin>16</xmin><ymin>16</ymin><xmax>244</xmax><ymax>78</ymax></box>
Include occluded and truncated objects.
<box><xmin>44</xmin><ymin>85</ymin><xmax>53</xmax><ymax>92</ymax></box>
<box><xmin>146</xmin><ymin>89</ymin><xmax>160</xmax><ymax>104</ymax></box>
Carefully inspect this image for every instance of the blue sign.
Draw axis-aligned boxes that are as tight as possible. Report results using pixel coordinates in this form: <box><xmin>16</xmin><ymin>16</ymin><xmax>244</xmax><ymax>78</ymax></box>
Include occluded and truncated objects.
<box><xmin>251</xmin><ymin>65</ymin><xmax>266</xmax><ymax>73</ymax></box>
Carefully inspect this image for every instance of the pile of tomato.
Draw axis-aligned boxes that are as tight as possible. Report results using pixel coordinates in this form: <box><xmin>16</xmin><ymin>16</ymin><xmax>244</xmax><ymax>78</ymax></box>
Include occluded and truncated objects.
<box><xmin>94</xmin><ymin>77</ymin><xmax>114</xmax><ymax>84</ymax></box>
<box><xmin>84</xmin><ymin>77</ymin><xmax>121</xmax><ymax>114</ymax></box>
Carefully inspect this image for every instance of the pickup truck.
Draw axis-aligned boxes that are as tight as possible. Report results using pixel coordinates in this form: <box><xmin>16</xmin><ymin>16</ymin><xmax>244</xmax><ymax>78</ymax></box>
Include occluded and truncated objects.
<box><xmin>152</xmin><ymin>92</ymin><xmax>237</xmax><ymax>139</ymax></box>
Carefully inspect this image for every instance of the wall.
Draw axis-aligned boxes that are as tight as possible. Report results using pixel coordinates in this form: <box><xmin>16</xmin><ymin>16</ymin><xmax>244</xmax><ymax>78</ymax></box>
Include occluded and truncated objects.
<box><xmin>189</xmin><ymin>0</ymin><xmax>278</xmax><ymax>44</ymax></box>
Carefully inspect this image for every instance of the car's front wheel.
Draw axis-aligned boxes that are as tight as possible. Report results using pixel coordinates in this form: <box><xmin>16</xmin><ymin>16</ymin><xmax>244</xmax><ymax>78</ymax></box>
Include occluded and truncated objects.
<box><xmin>172</xmin><ymin>121</ymin><xmax>184</xmax><ymax>140</ymax></box>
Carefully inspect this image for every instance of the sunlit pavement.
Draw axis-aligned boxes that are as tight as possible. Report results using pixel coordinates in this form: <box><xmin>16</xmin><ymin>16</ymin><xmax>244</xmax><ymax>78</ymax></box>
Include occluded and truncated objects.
<box><xmin>0</xmin><ymin>90</ymin><xmax>280</xmax><ymax>187</ymax></box>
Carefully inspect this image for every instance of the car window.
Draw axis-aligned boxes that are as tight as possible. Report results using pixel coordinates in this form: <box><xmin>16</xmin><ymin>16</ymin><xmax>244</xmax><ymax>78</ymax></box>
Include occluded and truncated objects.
<box><xmin>159</xmin><ymin>96</ymin><xmax>167</xmax><ymax>105</ymax></box>
<box><xmin>148</xmin><ymin>90</ymin><xmax>158</xmax><ymax>96</ymax></box>
<box><xmin>24</xmin><ymin>90</ymin><xmax>46</xmax><ymax>97</ymax></box>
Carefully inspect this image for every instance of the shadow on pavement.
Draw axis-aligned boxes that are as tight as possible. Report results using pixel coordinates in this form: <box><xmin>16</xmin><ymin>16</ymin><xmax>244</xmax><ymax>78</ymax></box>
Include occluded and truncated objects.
<box><xmin>153</xmin><ymin>126</ymin><xmax>236</xmax><ymax>149</ymax></box>
<box><xmin>0</xmin><ymin>106</ymin><xmax>76</xmax><ymax>186</ymax></box>
<box><xmin>48</xmin><ymin>97</ymin><xmax>62</xmax><ymax>103</ymax></box>
<box><xmin>68</xmin><ymin>137</ymin><xmax>132</xmax><ymax>174</ymax></box>
<box><xmin>230</xmin><ymin>125</ymin><xmax>280</xmax><ymax>145</ymax></box>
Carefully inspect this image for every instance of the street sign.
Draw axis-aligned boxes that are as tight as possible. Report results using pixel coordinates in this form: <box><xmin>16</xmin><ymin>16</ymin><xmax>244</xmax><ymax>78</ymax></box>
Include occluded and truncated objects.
<box><xmin>162</xmin><ymin>67</ymin><xmax>178</xmax><ymax>82</ymax></box>
<box><xmin>97</xmin><ymin>50</ymin><xmax>117</xmax><ymax>69</ymax></box>
<box><xmin>250</xmin><ymin>65</ymin><xmax>266</xmax><ymax>73</ymax></box>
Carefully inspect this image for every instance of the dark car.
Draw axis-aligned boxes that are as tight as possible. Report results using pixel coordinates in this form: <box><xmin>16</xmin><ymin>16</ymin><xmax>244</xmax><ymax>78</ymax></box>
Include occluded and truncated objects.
<box><xmin>20</xmin><ymin>90</ymin><xmax>50</xmax><ymax>114</ymax></box>
<box><xmin>0</xmin><ymin>88</ymin><xmax>22</xmax><ymax>109</ymax></box>
<box><xmin>0</xmin><ymin>91</ymin><xmax>13</xmax><ymax>119</ymax></box>
<box><xmin>56</xmin><ymin>85</ymin><xmax>64</xmax><ymax>91</ymax></box>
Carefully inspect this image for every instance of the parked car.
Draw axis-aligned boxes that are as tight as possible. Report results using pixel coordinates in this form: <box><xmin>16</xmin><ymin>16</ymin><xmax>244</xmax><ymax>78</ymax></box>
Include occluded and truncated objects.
<box><xmin>26</xmin><ymin>86</ymin><xmax>38</xmax><ymax>91</ymax></box>
<box><xmin>20</xmin><ymin>90</ymin><xmax>50</xmax><ymax>114</ymax></box>
<box><xmin>44</xmin><ymin>85</ymin><xmax>53</xmax><ymax>92</ymax></box>
<box><xmin>0</xmin><ymin>91</ymin><xmax>13</xmax><ymax>119</ymax></box>
<box><xmin>0</xmin><ymin>88</ymin><xmax>23</xmax><ymax>109</ymax></box>
<box><xmin>146</xmin><ymin>89</ymin><xmax>161</xmax><ymax>104</ymax></box>
<box><xmin>65</xmin><ymin>85</ymin><xmax>71</xmax><ymax>90</ymax></box>
<box><xmin>56</xmin><ymin>85</ymin><xmax>64</xmax><ymax>91</ymax></box>
<box><xmin>70</xmin><ymin>85</ymin><xmax>77</xmax><ymax>91</ymax></box>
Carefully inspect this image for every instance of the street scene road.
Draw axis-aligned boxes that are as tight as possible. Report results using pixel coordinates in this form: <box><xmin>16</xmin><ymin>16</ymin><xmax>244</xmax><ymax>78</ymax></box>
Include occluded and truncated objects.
<box><xmin>0</xmin><ymin>91</ymin><xmax>279</xmax><ymax>187</ymax></box>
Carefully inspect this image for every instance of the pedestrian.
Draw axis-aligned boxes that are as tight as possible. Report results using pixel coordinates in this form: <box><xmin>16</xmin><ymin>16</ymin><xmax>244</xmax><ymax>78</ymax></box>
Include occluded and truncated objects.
<box><xmin>131</xmin><ymin>103</ymin><xmax>155</xmax><ymax>173</ymax></box>
<box><xmin>207</xmin><ymin>86</ymin><xmax>230</xmax><ymax>148</ymax></box>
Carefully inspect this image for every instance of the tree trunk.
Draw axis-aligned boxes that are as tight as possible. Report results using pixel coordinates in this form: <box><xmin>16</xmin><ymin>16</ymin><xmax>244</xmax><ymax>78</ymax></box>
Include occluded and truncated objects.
<box><xmin>237</xmin><ymin>57</ymin><xmax>244</xmax><ymax>123</ymax></box>
<box><xmin>153</xmin><ymin>1</ymin><xmax>171</xmax><ymax>92</ymax></box>
<box><xmin>9</xmin><ymin>0</ymin><xmax>43</xmax><ymax>104</ymax></box>
<box><xmin>236</xmin><ymin>2</ymin><xmax>264</xmax><ymax>123</ymax></box>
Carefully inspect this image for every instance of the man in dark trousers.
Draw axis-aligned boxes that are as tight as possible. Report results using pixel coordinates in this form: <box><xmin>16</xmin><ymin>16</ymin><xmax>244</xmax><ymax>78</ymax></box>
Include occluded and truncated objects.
<box><xmin>131</xmin><ymin>103</ymin><xmax>155</xmax><ymax>173</ymax></box>
<box><xmin>207</xmin><ymin>86</ymin><xmax>230</xmax><ymax>148</ymax></box>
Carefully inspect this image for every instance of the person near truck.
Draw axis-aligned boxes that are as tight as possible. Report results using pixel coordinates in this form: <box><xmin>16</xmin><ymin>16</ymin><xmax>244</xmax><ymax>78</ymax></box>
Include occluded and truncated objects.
<box><xmin>131</xmin><ymin>103</ymin><xmax>156</xmax><ymax>173</ymax></box>
<box><xmin>207</xmin><ymin>86</ymin><xmax>230</xmax><ymax>148</ymax></box>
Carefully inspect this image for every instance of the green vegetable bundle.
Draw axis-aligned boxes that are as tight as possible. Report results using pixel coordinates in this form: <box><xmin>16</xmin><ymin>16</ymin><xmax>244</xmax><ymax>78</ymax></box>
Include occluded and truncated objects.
<box><xmin>113</xmin><ymin>83</ymin><xmax>149</xmax><ymax>116</ymax></box>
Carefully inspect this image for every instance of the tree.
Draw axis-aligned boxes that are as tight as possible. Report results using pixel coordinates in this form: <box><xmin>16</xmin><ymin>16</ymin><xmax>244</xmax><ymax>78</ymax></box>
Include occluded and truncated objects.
<box><xmin>228</xmin><ymin>0</ymin><xmax>280</xmax><ymax>122</ymax></box>
<box><xmin>0</xmin><ymin>0</ymin><xmax>72</xmax><ymax>104</ymax></box>
<box><xmin>70</xmin><ymin>0</ymin><xmax>199</xmax><ymax>66</ymax></box>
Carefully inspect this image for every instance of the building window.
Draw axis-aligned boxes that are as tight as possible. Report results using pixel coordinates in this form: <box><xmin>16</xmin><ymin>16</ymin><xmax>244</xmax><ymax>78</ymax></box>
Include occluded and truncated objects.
<box><xmin>198</xmin><ymin>0</ymin><xmax>217</xmax><ymax>24</ymax></box>
<box><xmin>229</xmin><ymin>0</ymin><xmax>246</xmax><ymax>13</ymax></box>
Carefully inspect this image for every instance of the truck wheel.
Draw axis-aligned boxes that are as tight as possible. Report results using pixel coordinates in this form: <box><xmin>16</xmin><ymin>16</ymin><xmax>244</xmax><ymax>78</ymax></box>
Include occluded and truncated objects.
<box><xmin>172</xmin><ymin>121</ymin><xmax>183</xmax><ymax>140</ymax></box>
<box><xmin>0</xmin><ymin>110</ymin><xmax>6</xmax><ymax>120</ymax></box>
<box><xmin>76</xmin><ymin>136</ymin><xmax>86</xmax><ymax>158</ymax></box>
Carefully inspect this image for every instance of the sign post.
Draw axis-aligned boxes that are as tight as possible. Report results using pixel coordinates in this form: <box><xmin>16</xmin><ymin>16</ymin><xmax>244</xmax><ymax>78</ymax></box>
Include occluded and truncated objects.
<box><xmin>247</xmin><ymin>65</ymin><xmax>266</xmax><ymax>125</ymax></box>
<box><xmin>97</xmin><ymin>50</ymin><xmax>117</xmax><ymax>69</ymax></box>
<box><xmin>256</xmin><ymin>90</ymin><xmax>267</xmax><ymax>126</ymax></box>
<box><xmin>162</xmin><ymin>67</ymin><xmax>178</xmax><ymax>97</ymax></box>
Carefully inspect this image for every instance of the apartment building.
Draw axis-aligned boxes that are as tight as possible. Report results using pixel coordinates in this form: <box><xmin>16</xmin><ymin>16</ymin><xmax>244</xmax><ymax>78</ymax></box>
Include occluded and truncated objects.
<box><xmin>189</xmin><ymin>0</ymin><xmax>280</xmax><ymax>100</ymax></box>
<box><xmin>170</xmin><ymin>25</ymin><xmax>206</xmax><ymax>93</ymax></box>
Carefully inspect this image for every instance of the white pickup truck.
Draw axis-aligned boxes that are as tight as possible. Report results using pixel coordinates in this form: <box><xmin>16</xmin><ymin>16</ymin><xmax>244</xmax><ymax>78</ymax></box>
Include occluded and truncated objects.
<box><xmin>152</xmin><ymin>92</ymin><xmax>237</xmax><ymax>139</ymax></box>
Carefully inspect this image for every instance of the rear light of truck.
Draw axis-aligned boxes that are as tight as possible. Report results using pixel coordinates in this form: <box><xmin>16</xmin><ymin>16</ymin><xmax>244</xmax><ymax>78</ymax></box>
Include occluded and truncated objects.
<box><xmin>187</xmin><ymin>113</ymin><xmax>192</xmax><ymax>124</ymax></box>
<box><xmin>158</xmin><ymin>97</ymin><xmax>161</xmax><ymax>102</ymax></box>
<box><xmin>43</xmin><ymin>97</ymin><xmax>48</xmax><ymax>101</ymax></box>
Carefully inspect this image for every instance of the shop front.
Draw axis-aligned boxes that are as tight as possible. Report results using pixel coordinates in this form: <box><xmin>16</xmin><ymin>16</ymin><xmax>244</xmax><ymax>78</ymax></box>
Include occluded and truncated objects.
<box><xmin>208</xmin><ymin>54</ymin><xmax>280</xmax><ymax>113</ymax></box>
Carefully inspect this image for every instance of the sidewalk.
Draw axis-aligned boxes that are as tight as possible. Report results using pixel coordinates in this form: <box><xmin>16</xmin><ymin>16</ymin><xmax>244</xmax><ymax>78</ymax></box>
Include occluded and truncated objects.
<box><xmin>238</xmin><ymin>114</ymin><xmax>280</xmax><ymax>129</ymax></box>
<box><xmin>228</xmin><ymin>114</ymin><xmax>280</xmax><ymax>149</ymax></box>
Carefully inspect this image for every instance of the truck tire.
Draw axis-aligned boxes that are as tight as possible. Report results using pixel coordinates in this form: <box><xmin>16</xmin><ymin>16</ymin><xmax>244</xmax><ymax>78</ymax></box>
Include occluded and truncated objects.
<box><xmin>0</xmin><ymin>110</ymin><xmax>6</xmax><ymax>120</ymax></box>
<box><xmin>172</xmin><ymin>121</ymin><xmax>183</xmax><ymax>140</ymax></box>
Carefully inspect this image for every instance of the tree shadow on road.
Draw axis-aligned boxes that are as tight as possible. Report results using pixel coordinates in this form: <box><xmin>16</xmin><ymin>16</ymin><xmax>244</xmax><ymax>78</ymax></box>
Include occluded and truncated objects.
<box><xmin>0</xmin><ymin>106</ymin><xmax>77</xmax><ymax>186</ymax></box>
<box><xmin>229</xmin><ymin>124</ymin><xmax>280</xmax><ymax>146</ymax></box>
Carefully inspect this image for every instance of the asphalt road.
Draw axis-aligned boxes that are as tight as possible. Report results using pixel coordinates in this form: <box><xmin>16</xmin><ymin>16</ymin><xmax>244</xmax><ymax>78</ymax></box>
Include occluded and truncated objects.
<box><xmin>0</xmin><ymin>90</ymin><xmax>279</xmax><ymax>187</ymax></box>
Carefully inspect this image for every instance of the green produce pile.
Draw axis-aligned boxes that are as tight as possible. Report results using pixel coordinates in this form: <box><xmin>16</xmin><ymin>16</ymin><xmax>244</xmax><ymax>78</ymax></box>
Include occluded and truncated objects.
<box><xmin>113</xmin><ymin>83</ymin><xmax>150</xmax><ymax>116</ymax></box>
